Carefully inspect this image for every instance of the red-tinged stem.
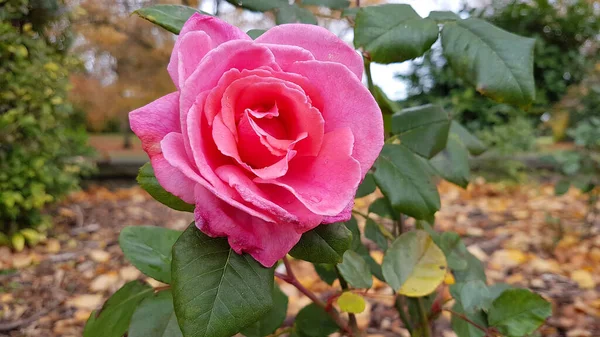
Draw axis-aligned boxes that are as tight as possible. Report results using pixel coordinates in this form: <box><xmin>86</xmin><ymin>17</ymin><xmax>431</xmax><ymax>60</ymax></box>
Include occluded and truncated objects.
<box><xmin>276</xmin><ymin>257</ymin><xmax>351</xmax><ymax>335</ymax></box>
<box><xmin>444</xmin><ymin>309</ymin><xmax>488</xmax><ymax>333</ymax></box>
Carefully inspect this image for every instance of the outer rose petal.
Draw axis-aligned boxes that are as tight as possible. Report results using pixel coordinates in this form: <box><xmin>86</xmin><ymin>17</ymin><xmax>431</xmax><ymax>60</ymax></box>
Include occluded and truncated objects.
<box><xmin>261</xmin><ymin>44</ymin><xmax>314</xmax><ymax>71</ymax></box>
<box><xmin>168</xmin><ymin>31</ymin><xmax>213</xmax><ymax>89</ymax></box>
<box><xmin>129</xmin><ymin>92</ymin><xmax>181</xmax><ymax>157</ymax></box>
<box><xmin>194</xmin><ymin>185</ymin><xmax>302</xmax><ymax>267</ymax></box>
<box><xmin>150</xmin><ymin>154</ymin><xmax>196</xmax><ymax>204</ymax></box>
<box><xmin>256</xmin><ymin>24</ymin><xmax>363</xmax><ymax>79</ymax></box>
<box><xmin>256</xmin><ymin>128</ymin><xmax>361</xmax><ymax>216</ymax></box>
<box><xmin>167</xmin><ymin>13</ymin><xmax>250</xmax><ymax>87</ymax></box>
<box><xmin>322</xmin><ymin>200</ymin><xmax>354</xmax><ymax>224</ymax></box>
<box><xmin>289</xmin><ymin>61</ymin><xmax>384</xmax><ymax>174</ymax></box>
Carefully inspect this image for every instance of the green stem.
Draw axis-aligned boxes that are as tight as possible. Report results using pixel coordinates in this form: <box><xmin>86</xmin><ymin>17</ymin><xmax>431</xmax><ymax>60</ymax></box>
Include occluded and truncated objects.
<box><xmin>335</xmin><ymin>267</ymin><xmax>363</xmax><ymax>337</ymax></box>
<box><xmin>417</xmin><ymin>297</ymin><xmax>431</xmax><ymax>337</ymax></box>
<box><xmin>351</xmin><ymin>209</ymin><xmax>370</xmax><ymax>219</ymax></box>
<box><xmin>364</xmin><ymin>58</ymin><xmax>374</xmax><ymax>94</ymax></box>
<box><xmin>395</xmin><ymin>295</ymin><xmax>413</xmax><ymax>334</ymax></box>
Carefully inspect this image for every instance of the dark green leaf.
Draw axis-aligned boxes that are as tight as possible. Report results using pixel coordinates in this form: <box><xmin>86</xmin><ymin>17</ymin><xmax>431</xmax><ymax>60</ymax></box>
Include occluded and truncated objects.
<box><xmin>137</xmin><ymin>163</ymin><xmax>194</xmax><ymax>212</ymax></box>
<box><xmin>364</xmin><ymin>218</ymin><xmax>388</xmax><ymax>250</ymax></box>
<box><xmin>337</xmin><ymin>251</ymin><xmax>373</xmax><ymax>289</ymax></box>
<box><xmin>295</xmin><ymin>303</ymin><xmax>339</xmax><ymax>337</ymax></box>
<box><xmin>301</xmin><ymin>0</ymin><xmax>349</xmax><ymax>9</ymax></box>
<box><xmin>427</xmin><ymin>10</ymin><xmax>460</xmax><ymax>22</ymax></box>
<box><xmin>247</xmin><ymin>29</ymin><xmax>266</xmax><ymax>39</ymax></box>
<box><xmin>83</xmin><ymin>281</ymin><xmax>153</xmax><ymax>337</ymax></box>
<box><xmin>289</xmin><ymin>223</ymin><xmax>352</xmax><ymax>264</ymax></box>
<box><xmin>451</xmin><ymin>302</ymin><xmax>488</xmax><ymax>337</ymax></box>
<box><xmin>554</xmin><ymin>179</ymin><xmax>571</xmax><ymax>196</ymax></box>
<box><xmin>391</xmin><ymin>104</ymin><xmax>450</xmax><ymax>158</ymax></box>
<box><xmin>226</xmin><ymin>0</ymin><xmax>286</xmax><ymax>12</ymax></box>
<box><xmin>450</xmin><ymin>121</ymin><xmax>486</xmax><ymax>156</ymax></box>
<box><xmin>341</xmin><ymin>7</ymin><xmax>359</xmax><ymax>18</ymax></box>
<box><xmin>344</xmin><ymin>217</ymin><xmax>384</xmax><ymax>281</ymax></box>
<box><xmin>129</xmin><ymin>290</ymin><xmax>182</xmax><ymax>337</ymax></box>
<box><xmin>368</xmin><ymin>197</ymin><xmax>396</xmax><ymax>219</ymax></box>
<box><xmin>487</xmin><ymin>289</ymin><xmax>551</xmax><ymax>336</ymax></box>
<box><xmin>373</xmin><ymin>144</ymin><xmax>440</xmax><ymax>220</ymax></box>
<box><xmin>354</xmin><ymin>4</ymin><xmax>439</xmax><ymax>64</ymax></box>
<box><xmin>171</xmin><ymin>224</ymin><xmax>274</xmax><ymax>337</ymax></box>
<box><xmin>432</xmin><ymin>231</ymin><xmax>468</xmax><ymax>271</ymax></box>
<box><xmin>133</xmin><ymin>5</ymin><xmax>208</xmax><ymax>34</ymax></box>
<box><xmin>241</xmin><ymin>284</ymin><xmax>288</xmax><ymax>337</ymax></box>
<box><xmin>119</xmin><ymin>226</ymin><xmax>182</xmax><ymax>284</ymax></box>
<box><xmin>441</xmin><ymin>18</ymin><xmax>536</xmax><ymax>106</ymax></box>
<box><xmin>450</xmin><ymin>280</ymin><xmax>492</xmax><ymax>313</ymax></box>
<box><xmin>275</xmin><ymin>5</ymin><xmax>318</xmax><ymax>25</ymax></box>
<box><xmin>313</xmin><ymin>264</ymin><xmax>338</xmax><ymax>285</ymax></box>
<box><xmin>356</xmin><ymin>173</ymin><xmax>376</xmax><ymax>198</ymax></box>
<box><xmin>487</xmin><ymin>283</ymin><xmax>512</xmax><ymax>301</ymax></box>
<box><xmin>430</xmin><ymin>134</ymin><xmax>471</xmax><ymax>188</ymax></box>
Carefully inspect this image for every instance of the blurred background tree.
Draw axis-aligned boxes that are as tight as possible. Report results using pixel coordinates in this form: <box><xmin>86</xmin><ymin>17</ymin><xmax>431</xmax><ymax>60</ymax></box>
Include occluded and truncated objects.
<box><xmin>0</xmin><ymin>0</ymin><xmax>91</xmax><ymax>244</ymax></box>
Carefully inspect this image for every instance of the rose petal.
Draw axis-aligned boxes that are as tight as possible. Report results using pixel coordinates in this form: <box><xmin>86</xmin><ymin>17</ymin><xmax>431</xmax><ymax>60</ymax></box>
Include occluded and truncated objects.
<box><xmin>322</xmin><ymin>200</ymin><xmax>354</xmax><ymax>224</ymax></box>
<box><xmin>168</xmin><ymin>31</ymin><xmax>213</xmax><ymax>89</ymax></box>
<box><xmin>256</xmin><ymin>128</ymin><xmax>361</xmax><ymax>216</ymax></box>
<box><xmin>150</xmin><ymin>154</ymin><xmax>196</xmax><ymax>204</ymax></box>
<box><xmin>160</xmin><ymin>132</ymin><xmax>276</xmax><ymax>223</ymax></box>
<box><xmin>256</xmin><ymin>24</ymin><xmax>363</xmax><ymax>79</ymax></box>
<box><xmin>194</xmin><ymin>184</ymin><xmax>302</xmax><ymax>267</ymax></box>
<box><xmin>129</xmin><ymin>92</ymin><xmax>181</xmax><ymax>157</ymax></box>
<box><xmin>289</xmin><ymin>61</ymin><xmax>384</xmax><ymax>174</ymax></box>
<box><xmin>180</xmin><ymin>13</ymin><xmax>250</xmax><ymax>45</ymax></box>
<box><xmin>261</xmin><ymin>43</ymin><xmax>314</xmax><ymax>71</ymax></box>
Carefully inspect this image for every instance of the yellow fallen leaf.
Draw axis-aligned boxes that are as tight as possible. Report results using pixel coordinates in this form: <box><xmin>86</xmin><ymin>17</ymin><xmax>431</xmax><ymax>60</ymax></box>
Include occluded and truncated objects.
<box><xmin>444</xmin><ymin>272</ymin><xmax>456</xmax><ymax>285</ymax></box>
<box><xmin>571</xmin><ymin>270</ymin><xmax>596</xmax><ymax>289</ymax></box>
<box><xmin>337</xmin><ymin>292</ymin><xmax>366</xmax><ymax>314</ymax></box>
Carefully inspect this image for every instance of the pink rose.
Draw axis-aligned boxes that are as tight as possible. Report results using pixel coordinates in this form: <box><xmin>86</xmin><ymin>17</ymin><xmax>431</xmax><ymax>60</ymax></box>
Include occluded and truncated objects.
<box><xmin>130</xmin><ymin>13</ymin><xmax>384</xmax><ymax>267</ymax></box>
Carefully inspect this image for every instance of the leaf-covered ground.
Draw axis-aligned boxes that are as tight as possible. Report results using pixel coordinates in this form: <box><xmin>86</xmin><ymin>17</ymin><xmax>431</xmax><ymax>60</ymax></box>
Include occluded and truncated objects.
<box><xmin>0</xmin><ymin>179</ymin><xmax>598</xmax><ymax>337</ymax></box>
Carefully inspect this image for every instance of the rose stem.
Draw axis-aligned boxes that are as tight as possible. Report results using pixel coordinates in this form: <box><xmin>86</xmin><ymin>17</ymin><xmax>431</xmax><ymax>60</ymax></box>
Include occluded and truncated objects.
<box><xmin>417</xmin><ymin>297</ymin><xmax>432</xmax><ymax>337</ymax></box>
<box><xmin>276</xmin><ymin>256</ymin><xmax>351</xmax><ymax>334</ymax></box>
<box><xmin>444</xmin><ymin>309</ymin><xmax>489</xmax><ymax>333</ymax></box>
<box><xmin>335</xmin><ymin>267</ymin><xmax>363</xmax><ymax>337</ymax></box>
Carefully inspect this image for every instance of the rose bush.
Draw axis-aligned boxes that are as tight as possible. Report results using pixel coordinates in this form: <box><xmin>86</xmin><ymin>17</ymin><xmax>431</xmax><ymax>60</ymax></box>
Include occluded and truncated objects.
<box><xmin>130</xmin><ymin>13</ymin><xmax>384</xmax><ymax>267</ymax></box>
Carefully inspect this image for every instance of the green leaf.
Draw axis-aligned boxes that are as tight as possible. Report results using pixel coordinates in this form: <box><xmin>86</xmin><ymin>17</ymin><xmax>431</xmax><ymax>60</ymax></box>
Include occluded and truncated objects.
<box><xmin>382</xmin><ymin>230</ymin><xmax>447</xmax><ymax>297</ymax></box>
<box><xmin>354</xmin><ymin>4</ymin><xmax>439</xmax><ymax>64</ymax></box>
<box><xmin>441</xmin><ymin>18</ymin><xmax>536</xmax><ymax>106</ymax></box>
<box><xmin>451</xmin><ymin>302</ymin><xmax>488</xmax><ymax>337</ymax></box>
<box><xmin>344</xmin><ymin>217</ymin><xmax>384</xmax><ymax>281</ymax></box>
<box><xmin>119</xmin><ymin>226</ymin><xmax>182</xmax><ymax>284</ymax></box>
<box><xmin>137</xmin><ymin>163</ymin><xmax>194</xmax><ymax>212</ymax></box>
<box><xmin>171</xmin><ymin>224</ymin><xmax>275</xmax><ymax>337</ymax></box>
<box><xmin>373</xmin><ymin>144</ymin><xmax>440</xmax><ymax>220</ymax></box>
<box><xmin>450</xmin><ymin>121</ymin><xmax>486</xmax><ymax>156</ymax></box>
<box><xmin>487</xmin><ymin>289</ymin><xmax>552</xmax><ymax>337</ymax></box>
<box><xmin>275</xmin><ymin>4</ymin><xmax>318</xmax><ymax>25</ymax></box>
<box><xmin>83</xmin><ymin>281</ymin><xmax>154</xmax><ymax>337</ymax></box>
<box><xmin>133</xmin><ymin>5</ymin><xmax>208</xmax><ymax>34</ymax></box>
<box><xmin>313</xmin><ymin>264</ymin><xmax>338</xmax><ymax>285</ymax></box>
<box><xmin>337</xmin><ymin>250</ymin><xmax>373</xmax><ymax>289</ymax></box>
<box><xmin>427</xmin><ymin>10</ymin><xmax>460</xmax><ymax>22</ymax></box>
<box><xmin>289</xmin><ymin>222</ymin><xmax>352</xmax><ymax>264</ymax></box>
<box><xmin>336</xmin><ymin>292</ymin><xmax>366</xmax><ymax>314</ymax></box>
<box><xmin>430</xmin><ymin>134</ymin><xmax>471</xmax><ymax>188</ymax></box>
<box><xmin>356</xmin><ymin>173</ymin><xmax>376</xmax><ymax>198</ymax></box>
<box><xmin>391</xmin><ymin>104</ymin><xmax>450</xmax><ymax>158</ymax></box>
<box><xmin>241</xmin><ymin>284</ymin><xmax>288</xmax><ymax>337</ymax></box>
<box><xmin>247</xmin><ymin>29</ymin><xmax>266</xmax><ymax>39</ymax></box>
<box><xmin>554</xmin><ymin>179</ymin><xmax>571</xmax><ymax>196</ymax></box>
<box><xmin>368</xmin><ymin>197</ymin><xmax>396</xmax><ymax>219</ymax></box>
<box><xmin>129</xmin><ymin>290</ymin><xmax>182</xmax><ymax>337</ymax></box>
<box><xmin>450</xmin><ymin>280</ymin><xmax>492</xmax><ymax>313</ymax></box>
<box><xmin>295</xmin><ymin>303</ymin><xmax>339</xmax><ymax>337</ymax></box>
<box><xmin>364</xmin><ymin>218</ymin><xmax>389</xmax><ymax>250</ymax></box>
<box><xmin>226</xmin><ymin>0</ymin><xmax>286</xmax><ymax>12</ymax></box>
<box><xmin>430</xmin><ymin>231</ymin><xmax>468</xmax><ymax>271</ymax></box>
<box><xmin>301</xmin><ymin>0</ymin><xmax>349</xmax><ymax>9</ymax></box>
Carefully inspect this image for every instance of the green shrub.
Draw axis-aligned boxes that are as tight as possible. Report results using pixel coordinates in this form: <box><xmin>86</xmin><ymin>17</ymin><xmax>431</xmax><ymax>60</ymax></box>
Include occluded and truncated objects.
<box><xmin>0</xmin><ymin>19</ymin><xmax>91</xmax><ymax>234</ymax></box>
